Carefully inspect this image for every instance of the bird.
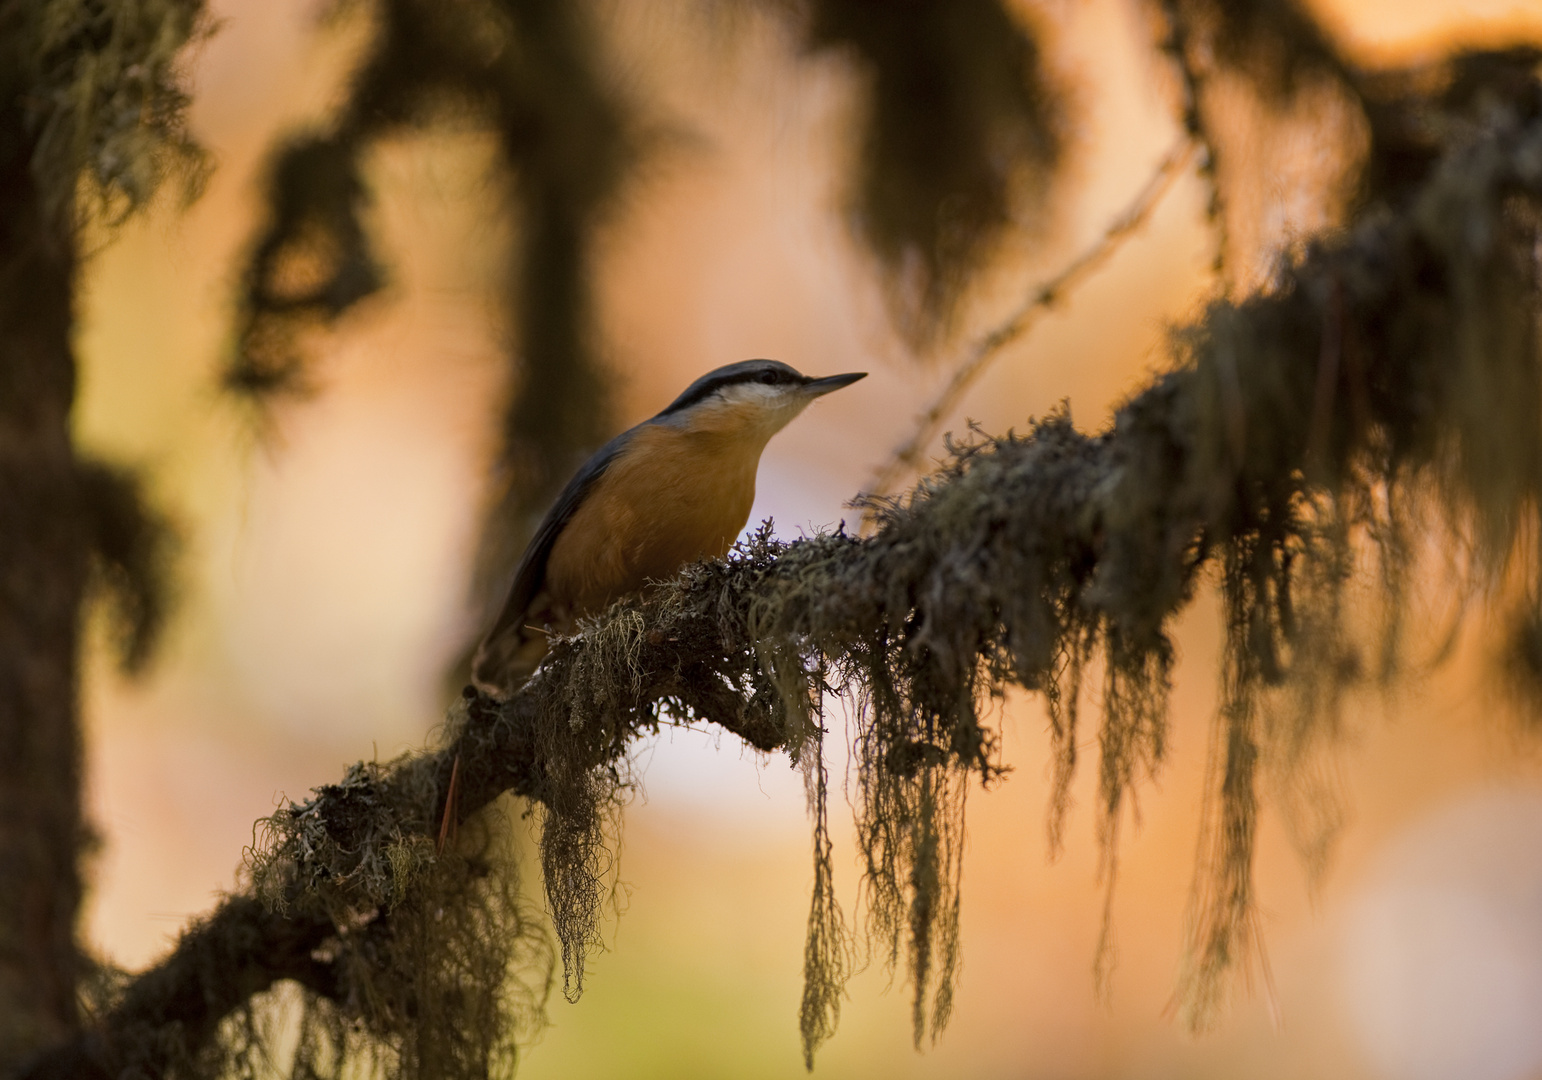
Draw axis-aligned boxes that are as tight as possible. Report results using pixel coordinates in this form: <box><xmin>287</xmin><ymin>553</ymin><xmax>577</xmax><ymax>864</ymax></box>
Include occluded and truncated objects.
<box><xmin>471</xmin><ymin>358</ymin><xmax>866</xmax><ymax>695</ymax></box>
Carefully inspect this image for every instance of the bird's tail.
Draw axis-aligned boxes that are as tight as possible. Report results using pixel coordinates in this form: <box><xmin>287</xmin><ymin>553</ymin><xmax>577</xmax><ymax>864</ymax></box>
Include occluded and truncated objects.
<box><xmin>470</xmin><ymin>621</ymin><xmax>550</xmax><ymax>697</ymax></box>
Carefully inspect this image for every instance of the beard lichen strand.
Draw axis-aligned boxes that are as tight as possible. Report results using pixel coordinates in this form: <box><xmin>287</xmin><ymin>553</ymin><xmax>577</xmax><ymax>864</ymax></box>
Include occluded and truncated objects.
<box><xmin>798</xmin><ymin>720</ymin><xmax>850</xmax><ymax>1068</ymax></box>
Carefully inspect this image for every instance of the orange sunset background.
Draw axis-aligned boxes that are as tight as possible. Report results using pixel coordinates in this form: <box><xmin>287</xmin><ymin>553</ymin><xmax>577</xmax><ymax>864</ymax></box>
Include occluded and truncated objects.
<box><xmin>73</xmin><ymin>1</ymin><xmax>1542</xmax><ymax>1077</ymax></box>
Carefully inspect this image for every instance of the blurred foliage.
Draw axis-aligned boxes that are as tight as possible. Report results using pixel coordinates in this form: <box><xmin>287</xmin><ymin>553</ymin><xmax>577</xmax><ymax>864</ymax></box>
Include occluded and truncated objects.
<box><xmin>76</xmin><ymin>461</ymin><xmax>178</xmax><ymax>674</ymax></box>
<box><xmin>789</xmin><ymin>0</ymin><xmax>1065</xmax><ymax>340</ymax></box>
<box><xmin>1160</xmin><ymin>0</ymin><xmax>1353</xmax><ymax>105</ymax></box>
<box><xmin>0</xmin><ymin>0</ymin><xmax>197</xmax><ymax>1065</ymax></box>
<box><xmin>1148</xmin><ymin>0</ymin><xmax>1359</xmax><ymax>278</ymax></box>
<box><xmin>230</xmin><ymin>0</ymin><xmax>630</xmax><ymax>618</ymax></box>
<box><xmin>4</xmin><ymin>0</ymin><xmax>209</xmax><ymax>225</ymax></box>
<box><xmin>232</xmin><ymin>135</ymin><xmax>383</xmax><ymax>395</ymax></box>
<box><xmin>0</xmin><ymin>0</ymin><xmax>195</xmax><ymax>683</ymax></box>
<box><xmin>0</xmin><ymin>0</ymin><xmax>193</xmax><ymax>684</ymax></box>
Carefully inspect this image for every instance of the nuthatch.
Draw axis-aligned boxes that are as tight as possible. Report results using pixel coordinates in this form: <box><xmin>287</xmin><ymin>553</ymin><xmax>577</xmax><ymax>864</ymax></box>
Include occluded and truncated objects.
<box><xmin>472</xmin><ymin>359</ymin><xmax>866</xmax><ymax>694</ymax></box>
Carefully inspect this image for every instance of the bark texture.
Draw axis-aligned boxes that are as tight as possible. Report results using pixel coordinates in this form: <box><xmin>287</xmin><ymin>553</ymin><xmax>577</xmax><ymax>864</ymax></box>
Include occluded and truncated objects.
<box><xmin>0</xmin><ymin>61</ymin><xmax>89</xmax><ymax>1069</ymax></box>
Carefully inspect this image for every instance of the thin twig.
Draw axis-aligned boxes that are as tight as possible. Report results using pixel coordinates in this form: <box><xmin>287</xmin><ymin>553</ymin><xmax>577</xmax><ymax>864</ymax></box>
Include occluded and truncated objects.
<box><xmin>1157</xmin><ymin>0</ymin><xmax>1229</xmax><ymax>286</ymax></box>
<box><xmin>435</xmin><ymin>752</ymin><xmax>461</xmax><ymax>855</ymax></box>
<box><xmin>863</xmin><ymin>138</ymin><xmax>1197</xmax><ymax>504</ymax></box>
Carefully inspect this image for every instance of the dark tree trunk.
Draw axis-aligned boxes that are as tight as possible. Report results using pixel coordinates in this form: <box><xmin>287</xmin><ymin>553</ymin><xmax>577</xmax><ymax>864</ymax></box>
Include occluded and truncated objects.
<box><xmin>0</xmin><ymin>80</ymin><xmax>89</xmax><ymax>1069</ymax></box>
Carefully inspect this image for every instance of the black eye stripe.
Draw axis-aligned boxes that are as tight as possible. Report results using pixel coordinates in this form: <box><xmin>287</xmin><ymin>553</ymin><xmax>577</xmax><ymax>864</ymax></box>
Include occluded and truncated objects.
<box><xmin>656</xmin><ymin>360</ymin><xmax>805</xmax><ymax>417</ymax></box>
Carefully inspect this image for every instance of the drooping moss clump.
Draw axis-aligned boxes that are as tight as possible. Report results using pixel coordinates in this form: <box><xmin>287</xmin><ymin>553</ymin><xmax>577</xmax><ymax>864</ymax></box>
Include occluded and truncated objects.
<box><xmin>790</xmin><ymin>0</ymin><xmax>1066</xmax><ymax>339</ymax></box>
<box><xmin>15</xmin><ymin>0</ymin><xmax>210</xmax><ymax>224</ymax></box>
<box><xmin>244</xmin><ymin>709</ymin><xmax>554</xmax><ymax>1080</ymax></box>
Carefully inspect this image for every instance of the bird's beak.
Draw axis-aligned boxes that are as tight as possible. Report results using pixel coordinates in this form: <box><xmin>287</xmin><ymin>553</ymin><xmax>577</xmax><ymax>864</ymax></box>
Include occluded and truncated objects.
<box><xmin>802</xmin><ymin>371</ymin><xmax>867</xmax><ymax>396</ymax></box>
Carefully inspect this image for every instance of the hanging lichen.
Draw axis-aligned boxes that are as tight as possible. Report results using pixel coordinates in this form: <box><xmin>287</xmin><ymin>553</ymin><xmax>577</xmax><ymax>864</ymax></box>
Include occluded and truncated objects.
<box><xmin>16</xmin><ymin>0</ymin><xmax>210</xmax><ymax>224</ymax></box>
<box><xmin>791</xmin><ymin>0</ymin><xmax>1065</xmax><ymax>340</ymax></box>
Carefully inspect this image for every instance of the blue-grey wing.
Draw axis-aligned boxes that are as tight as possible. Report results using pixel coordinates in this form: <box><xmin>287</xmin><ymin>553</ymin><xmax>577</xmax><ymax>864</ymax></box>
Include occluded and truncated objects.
<box><xmin>476</xmin><ymin>425</ymin><xmax>637</xmax><ymax>656</ymax></box>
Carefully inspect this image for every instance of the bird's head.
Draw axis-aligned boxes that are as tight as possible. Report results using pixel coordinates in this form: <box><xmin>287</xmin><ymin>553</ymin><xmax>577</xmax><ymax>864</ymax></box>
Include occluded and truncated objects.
<box><xmin>655</xmin><ymin>359</ymin><xmax>867</xmax><ymax>441</ymax></box>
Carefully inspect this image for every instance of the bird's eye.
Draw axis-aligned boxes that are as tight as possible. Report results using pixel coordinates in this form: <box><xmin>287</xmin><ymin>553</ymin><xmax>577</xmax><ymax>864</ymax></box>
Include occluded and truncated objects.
<box><xmin>759</xmin><ymin>371</ymin><xmax>779</xmax><ymax>385</ymax></box>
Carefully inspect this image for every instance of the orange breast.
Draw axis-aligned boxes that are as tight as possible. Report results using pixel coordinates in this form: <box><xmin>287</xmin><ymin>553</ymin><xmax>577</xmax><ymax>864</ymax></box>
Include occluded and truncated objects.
<box><xmin>541</xmin><ymin>423</ymin><xmax>760</xmax><ymax>619</ymax></box>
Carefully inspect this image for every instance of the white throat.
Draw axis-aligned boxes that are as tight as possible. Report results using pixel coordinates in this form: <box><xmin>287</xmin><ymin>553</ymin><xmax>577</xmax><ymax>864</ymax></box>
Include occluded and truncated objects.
<box><xmin>690</xmin><ymin>382</ymin><xmax>814</xmax><ymax>440</ymax></box>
